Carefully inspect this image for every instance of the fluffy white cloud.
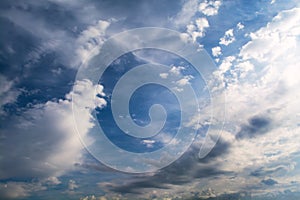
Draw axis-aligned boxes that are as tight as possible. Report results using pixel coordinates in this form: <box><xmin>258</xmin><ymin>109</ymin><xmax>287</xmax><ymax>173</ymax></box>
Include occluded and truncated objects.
<box><xmin>198</xmin><ymin>0</ymin><xmax>222</xmax><ymax>16</ymax></box>
<box><xmin>173</xmin><ymin>0</ymin><xmax>222</xmax><ymax>30</ymax></box>
<box><xmin>186</xmin><ymin>17</ymin><xmax>210</xmax><ymax>42</ymax></box>
<box><xmin>176</xmin><ymin>75</ymin><xmax>193</xmax><ymax>86</ymax></box>
<box><xmin>237</xmin><ymin>22</ymin><xmax>244</xmax><ymax>30</ymax></box>
<box><xmin>169</xmin><ymin>66</ymin><xmax>185</xmax><ymax>76</ymax></box>
<box><xmin>176</xmin><ymin>0</ymin><xmax>222</xmax><ymax>43</ymax></box>
<box><xmin>219</xmin><ymin>28</ymin><xmax>235</xmax><ymax>46</ymax></box>
<box><xmin>211</xmin><ymin>46</ymin><xmax>222</xmax><ymax>57</ymax></box>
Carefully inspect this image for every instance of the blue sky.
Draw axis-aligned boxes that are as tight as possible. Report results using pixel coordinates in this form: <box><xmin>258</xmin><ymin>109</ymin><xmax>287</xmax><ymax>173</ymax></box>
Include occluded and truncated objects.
<box><xmin>1</xmin><ymin>0</ymin><xmax>300</xmax><ymax>199</ymax></box>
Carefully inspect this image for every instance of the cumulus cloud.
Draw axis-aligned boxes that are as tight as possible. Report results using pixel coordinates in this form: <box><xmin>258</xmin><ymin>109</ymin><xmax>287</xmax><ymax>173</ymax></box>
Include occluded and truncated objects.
<box><xmin>198</xmin><ymin>0</ymin><xmax>222</xmax><ymax>16</ymax></box>
<box><xmin>169</xmin><ymin>66</ymin><xmax>185</xmax><ymax>76</ymax></box>
<box><xmin>237</xmin><ymin>22</ymin><xmax>244</xmax><ymax>30</ymax></box>
<box><xmin>186</xmin><ymin>17</ymin><xmax>210</xmax><ymax>42</ymax></box>
<box><xmin>0</xmin><ymin>79</ymin><xmax>106</xmax><ymax>196</ymax></box>
<box><xmin>211</xmin><ymin>46</ymin><xmax>222</xmax><ymax>57</ymax></box>
<box><xmin>173</xmin><ymin>0</ymin><xmax>222</xmax><ymax>28</ymax></box>
<box><xmin>219</xmin><ymin>28</ymin><xmax>235</xmax><ymax>46</ymax></box>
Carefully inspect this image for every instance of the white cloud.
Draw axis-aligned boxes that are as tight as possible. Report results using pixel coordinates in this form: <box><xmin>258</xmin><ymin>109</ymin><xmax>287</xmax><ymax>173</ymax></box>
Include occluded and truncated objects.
<box><xmin>67</xmin><ymin>79</ymin><xmax>107</xmax><ymax>110</ymax></box>
<box><xmin>142</xmin><ymin>139</ymin><xmax>156</xmax><ymax>148</ymax></box>
<box><xmin>75</xmin><ymin>20</ymin><xmax>110</xmax><ymax>66</ymax></box>
<box><xmin>0</xmin><ymin>79</ymin><xmax>106</xmax><ymax>198</ymax></box>
<box><xmin>176</xmin><ymin>75</ymin><xmax>193</xmax><ymax>86</ymax></box>
<box><xmin>159</xmin><ymin>73</ymin><xmax>169</xmax><ymax>79</ymax></box>
<box><xmin>196</xmin><ymin>18</ymin><xmax>210</xmax><ymax>32</ymax></box>
<box><xmin>173</xmin><ymin>0</ymin><xmax>199</xmax><ymax>27</ymax></box>
<box><xmin>186</xmin><ymin>17</ymin><xmax>210</xmax><ymax>42</ymax></box>
<box><xmin>210</xmin><ymin>6</ymin><xmax>300</xmax><ymax>179</ymax></box>
<box><xmin>237</xmin><ymin>22</ymin><xmax>245</xmax><ymax>30</ymax></box>
<box><xmin>68</xmin><ymin>180</ymin><xmax>78</xmax><ymax>190</ymax></box>
<box><xmin>198</xmin><ymin>0</ymin><xmax>222</xmax><ymax>16</ymax></box>
<box><xmin>219</xmin><ymin>28</ymin><xmax>235</xmax><ymax>46</ymax></box>
<box><xmin>80</xmin><ymin>195</ymin><xmax>99</xmax><ymax>200</ymax></box>
<box><xmin>211</xmin><ymin>46</ymin><xmax>222</xmax><ymax>57</ymax></box>
<box><xmin>45</xmin><ymin>177</ymin><xmax>61</xmax><ymax>185</ymax></box>
<box><xmin>178</xmin><ymin>7</ymin><xmax>300</xmax><ymax>198</ymax></box>
<box><xmin>219</xmin><ymin>56</ymin><xmax>235</xmax><ymax>73</ymax></box>
<box><xmin>169</xmin><ymin>66</ymin><xmax>185</xmax><ymax>76</ymax></box>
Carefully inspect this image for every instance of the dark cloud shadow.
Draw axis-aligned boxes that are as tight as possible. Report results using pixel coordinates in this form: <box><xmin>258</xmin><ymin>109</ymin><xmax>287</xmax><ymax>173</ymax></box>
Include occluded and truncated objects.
<box><xmin>236</xmin><ymin>115</ymin><xmax>272</xmax><ymax>139</ymax></box>
<box><xmin>101</xmin><ymin>137</ymin><xmax>232</xmax><ymax>194</ymax></box>
<box><xmin>261</xmin><ymin>178</ymin><xmax>278</xmax><ymax>186</ymax></box>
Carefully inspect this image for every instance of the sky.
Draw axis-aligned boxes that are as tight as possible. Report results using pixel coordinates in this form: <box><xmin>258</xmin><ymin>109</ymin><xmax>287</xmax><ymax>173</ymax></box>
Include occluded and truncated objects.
<box><xmin>0</xmin><ymin>0</ymin><xmax>300</xmax><ymax>199</ymax></box>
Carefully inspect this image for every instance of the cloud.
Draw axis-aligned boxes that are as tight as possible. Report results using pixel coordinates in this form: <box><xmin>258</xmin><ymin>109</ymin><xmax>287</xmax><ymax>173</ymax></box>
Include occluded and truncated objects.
<box><xmin>198</xmin><ymin>0</ymin><xmax>222</xmax><ymax>16</ymax></box>
<box><xmin>142</xmin><ymin>139</ymin><xmax>156</xmax><ymax>148</ymax></box>
<box><xmin>169</xmin><ymin>66</ymin><xmax>185</xmax><ymax>76</ymax></box>
<box><xmin>0</xmin><ymin>182</ymin><xmax>46</xmax><ymax>199</ymax></box>
<box><xmin>117</xmin><ymin>5</ymin><xmax>300</xmax><ymax>199</ymax></box>
<box><xmin>236</xmin><ymin>116</ymin><xmax>272</xmax><ymax>139</ymax></box>
<box><xmin>0</xmin><ymin>182</ymin><xmax>29</xmax><ymax>199</ymax></box>
<box><xmin>159</xmin><ymin>73</ymin><xmax>168</xmax><ymax>79</ymax></box>
<box><xmin>173</xmin><ymin>0</ymin><xmax>199</xmax><ymax>27</ymax></box>
<box><xmin>0</xmin><ymin>75</ymin><xmax>20</xmax><ymax>115</ymax></box>
<box><xmin>68</xmin><ymin>180</ymin><xmax>79</xmax><ymax>190</ymax></box>
<box><xmin>211</xmin><ymin>46</ymin><xmax>222</xmax><ymax>57</ymax></box>
<box><xmin>237</xmin><ymin>22</ymin><xmax>244</xmax><ymax>30</ymax></box>
<box><xmin>203</xmin><ymin>6</ymin><xmax>300</xmax><ymax>193</ymax></box>
<box><xmin>75</xmin><ymin>20</ymin><xmax>110</xmax><ymax>66</ymax></box>
<box><xmin>96</xmin><ymin>132</ymin><xmax>233</xmax><ymax>197</ymax></box>
<box><xmin>0</xmin><ymin>79</ymin><xmax>106</xmax><ymax>196</ymax></box>
<box><xmin>186</xmin><ymin>17</ymin><xmax>210</xmax><ymax>42</ymax></box>
<box><xmin>261</xmin><ymin>178</ymin><xmax>278</xmax><ymax>186</ymax></box>
<box><xmin>219</xmin><ymin>28</ymin><xmax>235</xmax><ymax>46</ymax></box>
<box><xmin>1</xmin><ymin>3</ymin><xmax>111</xmax><ymax>69</ymax></box>
<box><xmin>176</xmin><ymin>75</ymin><xmax>193</xmax><ymax>86</ymax></box>
<box><xmin>173</xmin><ymin>0</ymin><xmax>222</xmax><ymax>28</ymax></box>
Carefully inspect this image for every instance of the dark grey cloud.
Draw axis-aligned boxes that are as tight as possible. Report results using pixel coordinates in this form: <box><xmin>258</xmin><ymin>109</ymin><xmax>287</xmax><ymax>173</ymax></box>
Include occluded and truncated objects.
<box><xmin>236</xmin><ymin>116</ymin><xmax>272</xmax><ymax>139</ymax></box>
<box><xmin>101</xmin><ymin>137</ymin><xmax>232</xmax><ymax>194</ymax></box>
<box><xmin>250</xmin><ymin>166</ymin><xmax>287</xmax><ymax>177</ymax></box>
<box><xmin>261</xmin><ymin>178</ymin><xmax>278</xmax><ymax>186</ymax></box>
